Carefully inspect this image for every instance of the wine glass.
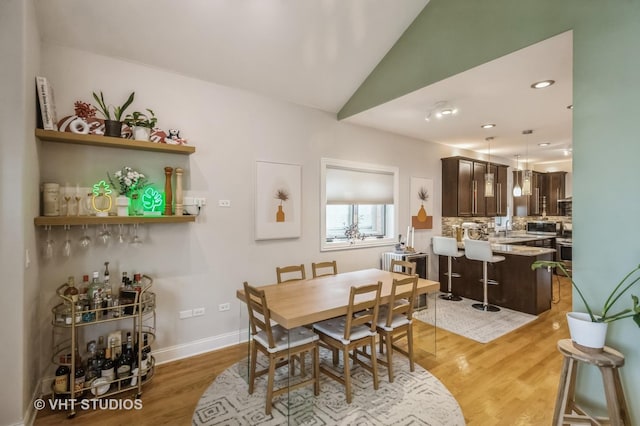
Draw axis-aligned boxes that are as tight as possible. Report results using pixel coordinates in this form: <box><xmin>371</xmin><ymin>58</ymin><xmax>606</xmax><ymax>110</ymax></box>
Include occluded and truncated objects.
<box><xmin>62</xmin><ymin>225</ymin><xmax>72</xmax><ymax>257</ymax></box>
<box><xmin>79</xmin><ymin>224</ymin><xmax>91</xmax><ymax>249</ymax></box>
<box><xmin>130</xmin><ymin>223</ymin><xmax>143</xmax><ymax>247</ymax></box>
<box><xmin>43</xmin><ymin>225</ymin><xmax>55</xmax><ymax>259</ymax></box>
<box><xmin>98</xmin><ymin>224</ymin><xmax>111</xmax><ymax>245</ymax></box>
<box><xmin>117</xmin><ymin>224</ymin><xmax>127</xmax><ymax>244</ymax></box>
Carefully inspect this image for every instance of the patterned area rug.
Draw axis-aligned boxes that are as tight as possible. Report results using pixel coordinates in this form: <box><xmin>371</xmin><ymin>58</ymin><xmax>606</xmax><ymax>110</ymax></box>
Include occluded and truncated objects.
<box><xmin>414</xmin><ymin>294</ymin><xmax>538</xmax><ymax>344</ymax></box>
<box><xmin>193</xmin><ymin>348</ymin><xmax>465</xmax><ymax>425</ymax></box>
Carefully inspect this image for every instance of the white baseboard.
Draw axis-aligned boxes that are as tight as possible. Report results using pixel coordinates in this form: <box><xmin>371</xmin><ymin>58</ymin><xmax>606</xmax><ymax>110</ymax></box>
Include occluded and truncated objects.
<box><xmin>153</xmin><ymin>328</ymin><xmax>249</xmax><ymax>365</ymax></box>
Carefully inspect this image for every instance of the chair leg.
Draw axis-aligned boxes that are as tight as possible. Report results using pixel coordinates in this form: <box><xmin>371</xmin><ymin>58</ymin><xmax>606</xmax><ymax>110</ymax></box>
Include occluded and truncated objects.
<box><xmin>472</xmin><ymin>261</ymin><xmax>500</xmax><ymax>312</ymax></box>
<box><xmin>343</xmin><ymin>347</ymin><xmax>352</xmax><ymax>404</ymax></box>
<box><xmin>265</xmin><ymin>354</ymin><xmax>277</xmax><ymax>415</ymax></box>
<box><xmin>370</xmin><ymin>336</ymin><xmax>379</xmax><ymax>391</ymax></box>
<box><xmin>407</xmin><ymin>325</ymin><xmax>415</xmax><ymax>372</ymax></box>
<box><xmin>385</xmin><ymin>332</ymin><xmax>394</xmax><ymax>382</ymax></box>
<box><xmin>248</xmin><ymin>341</ymin><xmax>257</xmax><ymax>394</ymax></box>
<box><xmin>314</xmin><ymin>345</ymin><xmax>320</xmax><ymax>396</ymax></box>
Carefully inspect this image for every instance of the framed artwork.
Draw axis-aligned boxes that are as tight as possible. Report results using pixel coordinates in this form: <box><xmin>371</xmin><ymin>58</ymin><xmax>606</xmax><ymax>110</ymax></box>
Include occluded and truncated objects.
<box><xmin>255</xmin><ymin>161</ymin><xmax>302</xmax><ymax>240</ymax></box>
<box><xmin>410</xmin><ymin>177</ymin><xmax>434</xmax><ymax>229</ymax></box>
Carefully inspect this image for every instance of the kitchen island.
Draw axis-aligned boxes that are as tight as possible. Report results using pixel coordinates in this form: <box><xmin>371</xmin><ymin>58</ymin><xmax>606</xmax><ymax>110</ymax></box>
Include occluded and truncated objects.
<box><xmin>438</xmin><ymin>237</ymin><xmax>555</xmax><ymax>315</ymax></box>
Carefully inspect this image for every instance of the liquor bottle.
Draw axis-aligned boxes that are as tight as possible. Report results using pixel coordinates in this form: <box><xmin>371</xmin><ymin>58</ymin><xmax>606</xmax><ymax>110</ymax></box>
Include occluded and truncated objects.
<box><xmin>133</xmin><ymin>273</ymin><xmax>142</xmax><ymax>292</ymax></box>
<box><xmin>88</xmin><ymin>271</ymin><xmax>102</xmax><ymax>300</ymax></box>
<box><xmin>141</xmin><ymin>333</ymin><xmax>150</xmax><ymax>381</ymax></box>
<box><xmin>63</xmin><ymin>276</ymin><xmax>79</xmax><ymax>303</ymax></box>
<box><xmin>116</xmin><ymin>333</ymin><xmax>133</xmax><ymax>386</ymax></box>
<box><xmin>54</xmin><ymin>357</ymin><xmax>70</xmax><ymax>395</ymax></box>
<box><xmin>79</xmin><ymin>274</ymin><xmax>90</xmax><ymax>297</ymax></box>
<box><xmin>73</xmin><ymin>363</ymin><xmax>85</xmax><ymax>398</ymax></box>
<box><xmin>101</xmin><ymin>339</ymin><xmax>116</xmax><ymax>384</ymax></box>
<box><xmin>96</xmin><ymin>336</ymin><xmax>106</xmax><ymax>368</ymax></box>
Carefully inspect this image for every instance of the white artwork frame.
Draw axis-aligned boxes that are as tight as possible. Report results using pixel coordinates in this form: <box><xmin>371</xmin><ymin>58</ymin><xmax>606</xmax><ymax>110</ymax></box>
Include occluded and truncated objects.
<box><xmin>255</xmin><ymin>161</ymin><xmax>302</xmax><ymax>240</ymax></box>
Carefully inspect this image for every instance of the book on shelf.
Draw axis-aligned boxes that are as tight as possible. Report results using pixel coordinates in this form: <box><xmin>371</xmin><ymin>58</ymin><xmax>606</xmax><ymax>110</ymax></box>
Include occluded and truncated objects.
<box><xmin>35</xmin><ymin>76</ymin><xmax>58</xmax><ymax>130</ymax></box>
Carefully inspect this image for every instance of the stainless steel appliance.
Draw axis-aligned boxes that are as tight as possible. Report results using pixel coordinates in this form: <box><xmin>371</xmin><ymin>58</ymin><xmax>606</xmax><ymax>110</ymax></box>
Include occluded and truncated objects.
<box><xmin>526</xmin><ymin>220</ymin><xmax>561</xmax><ymax>236</ymax></box>
<box><xmin>556</xmin><ymin>222</ymin><xmax>572</xmax><ymax>275</ymax></box>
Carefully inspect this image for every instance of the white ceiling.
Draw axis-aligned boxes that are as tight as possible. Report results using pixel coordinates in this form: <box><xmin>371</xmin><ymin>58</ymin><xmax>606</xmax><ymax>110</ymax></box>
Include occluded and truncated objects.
<box><xmin>34</xmin><ymin>1</ymin><xmax>572</xmax><ymax>167</ymax></box>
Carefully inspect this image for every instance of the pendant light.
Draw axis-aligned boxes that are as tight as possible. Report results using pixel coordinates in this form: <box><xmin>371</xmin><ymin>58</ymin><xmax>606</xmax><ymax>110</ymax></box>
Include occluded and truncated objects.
<box><xmin>484</xmin><ymin>137</ymin><xmax>495</xmax><ymax>197</ymax></box>
<box><xmin>513</xmin><ymin>155</ymin><xmax>522</xmax><ymax>197</ymax></box>
<box><xmin>522</xmin><ymin>130</ymin><xmax>533</xmax><ymax>196</ymax></box>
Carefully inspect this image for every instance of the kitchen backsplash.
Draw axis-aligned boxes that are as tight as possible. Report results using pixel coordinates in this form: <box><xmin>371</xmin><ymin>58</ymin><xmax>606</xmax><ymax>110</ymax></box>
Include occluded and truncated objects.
<box><xmin>442</xmin><ymin>216</ymin><xmax>571</xmax><ymax>238</ymax></box>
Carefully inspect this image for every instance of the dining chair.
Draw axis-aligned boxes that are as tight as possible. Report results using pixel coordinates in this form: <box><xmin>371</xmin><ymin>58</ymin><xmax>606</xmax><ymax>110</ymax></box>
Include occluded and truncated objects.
<box><xmin>276</xmin><ymin>264</ymin><xmax>306</xmax><ymax>283</ymax></box>
<box><xmin>243</xmin><ymin>282</ymin><xmax>320</xmax><ymax>415</ymax></box>
<box><xmin>374</xmin><ymin>274</ymin><xmax>419</xmax><ymax>382</ymax></box>
<box><xmin>390</xmin><ymin>259</ymin><xmax>416</xmax><ymax>276</ymax></box>
<box><xmin>312</xmin><ymin>282</ymin><xmax>382</xmax><ymax>404</ymax></box>
<box><xmin>311</xmin><ymin>260</ymin><xmax>338</xmax><ymax>278</ymax></box>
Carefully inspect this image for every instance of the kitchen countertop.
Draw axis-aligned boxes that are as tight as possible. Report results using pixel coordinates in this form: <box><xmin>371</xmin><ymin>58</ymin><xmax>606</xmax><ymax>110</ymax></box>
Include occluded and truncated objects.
<box><xmin>455</xmin><ymin>232</ymin><xmax>557</xmax><ymax>257</ymax></box>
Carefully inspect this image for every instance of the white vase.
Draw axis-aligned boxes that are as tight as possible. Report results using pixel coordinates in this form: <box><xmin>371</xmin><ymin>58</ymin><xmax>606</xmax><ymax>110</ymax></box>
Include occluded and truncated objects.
<box><xmin>134</xmin><ymin>126</ymin><xmax>150</xmax><ymax>141</ymax></box>
<box><xmin>116</xmin><ymin>195</ymin><xmax>130</xmax><ymax>216</ymax></box>
<box><xmin>566</xmin><ymin>312</ymin><xmax>608</xmax><ymax>350</ymax></box>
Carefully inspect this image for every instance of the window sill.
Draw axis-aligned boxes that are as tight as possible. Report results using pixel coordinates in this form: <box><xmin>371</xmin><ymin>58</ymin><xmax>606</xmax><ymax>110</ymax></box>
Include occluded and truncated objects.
<box><xmin>321</xmin><ymin>237</ymin><xmax>396</xmax><ymax>252</ymax></box>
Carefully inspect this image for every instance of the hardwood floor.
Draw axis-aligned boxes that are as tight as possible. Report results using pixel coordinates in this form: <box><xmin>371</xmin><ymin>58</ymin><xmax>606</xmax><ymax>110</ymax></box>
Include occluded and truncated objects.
<box><xmin>35</xmin><ymin>276</ymin><xmax>572</xmax><ymax>425</ymax></box>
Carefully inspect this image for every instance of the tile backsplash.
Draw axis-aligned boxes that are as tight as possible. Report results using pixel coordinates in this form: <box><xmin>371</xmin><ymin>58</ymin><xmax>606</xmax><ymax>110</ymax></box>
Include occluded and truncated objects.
<box><xmin>442</xmin><ymin>216</ymin><xmax>571</xmax><ymax>237</ymax></box>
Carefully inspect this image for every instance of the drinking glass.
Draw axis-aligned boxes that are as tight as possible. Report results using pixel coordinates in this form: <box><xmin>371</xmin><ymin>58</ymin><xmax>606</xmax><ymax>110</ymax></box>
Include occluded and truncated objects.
<box><xmin>117</xmin><ymin>224</ymin><xmax>127</xmax><ymax>244</ymax></box>
<box><xmin>44</xmin><ymin>225</ymin><xmax>55</xmax><ymax>259</ymax></box>
<box><xmin>98</xmin><ymin>224</ymin><xmax>111</xmax><ymax>245</ymax></box>
<box><xmin>62</xmin><ymin>225</ymin><xmax>72</xmax><ymax>257</ymax></box>
<box><xmin>130</xmin><ymin>223</ymin><xmax>143</xmax><ymax>247</ymax></box>
<box><xmin>79</xmin><ymin>224</ymin><xmax>91</xmax><ymax>249</ymax></box>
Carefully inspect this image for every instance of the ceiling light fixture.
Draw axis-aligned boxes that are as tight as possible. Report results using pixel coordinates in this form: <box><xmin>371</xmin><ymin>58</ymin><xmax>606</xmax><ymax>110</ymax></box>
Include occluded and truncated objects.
<box><xmin>481</xmin><ymin>123</ymin><xmax>496</xmax><ymax>129</ymax></box>
<box><xmin>424</xmin><ymin>101</ymin><xmax>458</xmax><ymax>122</ymax></box>
<box><xmin>522</xmin><ymin>130</ymin><xmax>533</xmax><ymax>196</ymax></box>
<box><xmin>531</xmin><ymin>79</ymin><xmax>555</xmax><ymax>89</ymax></box>
<box><xmin>485</xmin><ymin>137</ymin><xmax>495</xmax><ymax>198</ymax></box>
<box><xmin>538</xmin><ymin>142</ymin><xmax>550</xmax><ymax>147</ymax></box>
<box><xmin>513</xmin><ymin>155</ymin><xmax>522</xmax><ymax>197</ymax></box>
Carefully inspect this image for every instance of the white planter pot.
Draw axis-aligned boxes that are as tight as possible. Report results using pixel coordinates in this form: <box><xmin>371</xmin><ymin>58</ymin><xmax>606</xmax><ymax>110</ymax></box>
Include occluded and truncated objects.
<box><xmin>116</xmin><ymin>195</ymin><xmax>130</xmax><ymax>216</ymax></box>
<box><xmin>566</xmin><ymin>312</ymin><xmax>608</xmax><ymax>350</ymax></box>
<box><xmin>133</xmin><ymin>126</ymin><xmax>150</xmax><ymax>141</ymax></box>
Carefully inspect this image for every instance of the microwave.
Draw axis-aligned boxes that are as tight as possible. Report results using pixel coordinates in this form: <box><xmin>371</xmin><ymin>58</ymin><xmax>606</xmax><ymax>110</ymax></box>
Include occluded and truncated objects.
<box><xmin>526</xmin><ymin>221</ymin><xmax>560</xmax><ymax>236</ymax></box>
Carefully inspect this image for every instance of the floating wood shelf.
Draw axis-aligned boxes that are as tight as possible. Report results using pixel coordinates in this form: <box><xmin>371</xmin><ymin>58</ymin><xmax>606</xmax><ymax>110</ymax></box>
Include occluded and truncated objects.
<box><xmin>34</xmin><ymin>215</ymin><xmax>196</xmax><ymax>226</ymax></box>
<box><xmin>35</xmin><ymin>129</ymin><xmax>196</xmax><ymax>155</ymax></box>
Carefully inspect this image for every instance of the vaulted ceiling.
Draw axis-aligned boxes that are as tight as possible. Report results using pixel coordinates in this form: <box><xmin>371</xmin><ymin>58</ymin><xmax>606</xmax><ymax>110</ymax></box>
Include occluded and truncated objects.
<box><xmin>35</xmin><ymin>0</ymin><xmax>572</xmax><ymax>167</ymax></box>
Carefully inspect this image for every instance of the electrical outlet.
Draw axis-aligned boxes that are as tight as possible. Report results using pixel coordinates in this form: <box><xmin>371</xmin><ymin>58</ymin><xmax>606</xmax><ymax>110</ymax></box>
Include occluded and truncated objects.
<box><xmin>218</xmin><ymin>303</ymin><xmax>231</xmax><ymax>312</ymax></box>
<box><xmin>193</xmin><ymin>307</ymin><xmax>205</xmax><ymax>316</ymax></box>
<box><xmin>179</xmin><ymin>309</ymin><xmax>193</xmax><ymax>319</ymax></box>
<box><xmin>218</xmin><ymin>199</ymin><xmax>230</xmax><ymax>207</ymax></box>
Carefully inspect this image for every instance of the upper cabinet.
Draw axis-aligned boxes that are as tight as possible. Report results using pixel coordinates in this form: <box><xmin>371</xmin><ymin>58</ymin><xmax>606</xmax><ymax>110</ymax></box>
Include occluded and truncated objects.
<box><xmin>442</xmin><ymin>157</ymin><xmax>507</xmax><ymax>217</ymax></box>
<box><xmin>513</xmin><ymin>171</ymin><xmax>566</xmax><ymax>217</ymax></box>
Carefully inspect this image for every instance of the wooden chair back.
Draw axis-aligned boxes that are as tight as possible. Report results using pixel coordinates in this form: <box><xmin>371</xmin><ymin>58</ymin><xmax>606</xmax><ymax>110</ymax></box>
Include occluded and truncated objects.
<box><xmin>344</xmin><ymin>282</ymin><xmax>382</xmax><ymax>340</ymax></box>
<box><xmin>276</xmin><ymin>264</ymin><xmax>306</xmax><ymax>283</ymax></box>
<box><xmin>385</xmin><ymin>275</ymin><xmax>419</xmax><ymax>327</ymax></box>
<box><xmin>243</xmin><ymin>281</ymin><xmax>275</xmax><ymax>348</ymax></box>
<box><xmin>390</xmin><ymin>259</ymin><xmax>416</xmax><ymax>276</ymax></box>
<box><xmin>311</xmin><ymin>260</ymin><xmax>338</xmax><ymax>278</ymax></box>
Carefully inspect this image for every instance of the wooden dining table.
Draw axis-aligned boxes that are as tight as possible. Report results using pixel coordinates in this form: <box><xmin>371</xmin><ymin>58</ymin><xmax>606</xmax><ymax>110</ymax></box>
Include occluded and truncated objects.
<box><xmin>236</xmin><ymin>268</ymin><xmax>440</xmax><ymax>329</ymax></box>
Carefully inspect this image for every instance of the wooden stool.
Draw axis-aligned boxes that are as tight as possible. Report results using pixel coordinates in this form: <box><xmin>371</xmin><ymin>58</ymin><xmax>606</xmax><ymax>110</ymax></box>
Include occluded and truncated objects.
<box><xmin>554</xmin><ymin>339</ymin><xmax>630</xmax><ymax>426</ymax></box>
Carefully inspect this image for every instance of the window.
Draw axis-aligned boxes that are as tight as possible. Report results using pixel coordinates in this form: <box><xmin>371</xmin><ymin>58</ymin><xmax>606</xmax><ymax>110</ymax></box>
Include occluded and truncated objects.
<box><xmin>321</xmin><ymin>158</ymin><xmax>398</xmax><ymax>251</ymax></box>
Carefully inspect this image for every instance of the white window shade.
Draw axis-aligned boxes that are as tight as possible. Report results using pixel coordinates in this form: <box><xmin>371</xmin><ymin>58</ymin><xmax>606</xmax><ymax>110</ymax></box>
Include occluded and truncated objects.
<box><xmin>326</xmin><ymin>167</ymin><xmax>394</xmax><ymax>205</ymax></box>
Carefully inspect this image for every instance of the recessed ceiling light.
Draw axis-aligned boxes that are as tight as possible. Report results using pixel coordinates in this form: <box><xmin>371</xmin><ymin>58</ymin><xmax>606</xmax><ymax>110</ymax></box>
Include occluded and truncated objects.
<box><xmin>538</xmin><ymin>142</ymin><xmax>550</xmax><ymax>147</ymax></box>
<box><xmin>481</xmin><ymin>123</ymin><xmax>496</xmax><ymax>129</ymax></box>
<box><xmin>531</xmin><ymin>79</ymin><xmax>555</xmax><ymax>89</ymax></box>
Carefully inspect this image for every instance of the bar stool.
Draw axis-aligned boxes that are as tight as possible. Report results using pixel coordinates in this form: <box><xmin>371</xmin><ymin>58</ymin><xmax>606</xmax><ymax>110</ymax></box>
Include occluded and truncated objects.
<box><xmin>554</xmin><ymin>339</ymin><xmax>630</xmax><ymax>426</ymax></box>
<box><xmin>463</xmin><ymin>239</ymin><xmax>505</xmax><ymax>312</ymax></box>
<box><xmin>432</xmin><ymin>236</ymin><xmax>463</xmax><ymax>301</ymax></box>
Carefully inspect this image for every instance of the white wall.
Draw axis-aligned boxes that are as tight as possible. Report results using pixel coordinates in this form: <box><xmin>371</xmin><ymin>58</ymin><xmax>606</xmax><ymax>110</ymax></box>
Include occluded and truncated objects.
<box><xmin>37</xmin><ymin>44</ymin><xmax>458</xmax><ymax>373</ymax></box>
<box><xmin>1</xmin><ymin>0</ymin><xmax>41</xmax><ymax>424</ymax></box>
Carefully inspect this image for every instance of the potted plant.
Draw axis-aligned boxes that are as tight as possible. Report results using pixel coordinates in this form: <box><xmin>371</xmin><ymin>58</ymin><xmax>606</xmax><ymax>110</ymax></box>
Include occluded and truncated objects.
<box><xmin>531</xmin><ymin>260</ymin><xmax>640</xmax><ymax>351</ymax></box>
<box><xmin>124</xmin><ymin>109</ymin><xmax>157</xmax><ymax>141</ymax></box>
<box><xmin>92</xmin><ymin>91</ymin><xmax>135</xmax><ymax>137</ymax></box>
<box><xmin>107</xmin><ymin>166</ymin><xmax>149</xmax><ymax>216</ymax></box>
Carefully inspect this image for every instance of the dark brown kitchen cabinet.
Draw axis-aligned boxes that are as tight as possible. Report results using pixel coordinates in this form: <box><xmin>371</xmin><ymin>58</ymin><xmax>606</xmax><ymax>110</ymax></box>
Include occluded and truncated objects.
<box><xmin>485</xmin><ymin>164</ymin><xmax>508</xmax><ymax>217</ymax></box>
<box><xmin>514</xmin><ymin>170</ymin><xmax>566</xmax><ymax>217</ymax></box>
<box><xmin>442</xmin><ymin>157</ymin><xmax>506</xmax><ymax>217</ymax></box>
<box><xmin>513</xmin><ymin>170</ymin><xmax>545</xmax><ymax>216</ymax></box>
<box><xmin>545</xmin><ymin>172</ymin><xmax>566</xmax><ymax>216</ymax></box>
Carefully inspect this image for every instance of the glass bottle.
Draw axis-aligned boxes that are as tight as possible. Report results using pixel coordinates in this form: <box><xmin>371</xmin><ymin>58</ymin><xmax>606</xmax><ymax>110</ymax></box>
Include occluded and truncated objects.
<box><xmin>54</xmin><ymin>356</ymin><xmax>70</xmax><ymax>395</ymax></box>
<box><xmin>63</xmin><ymin>276</ymin><xmax>79</xmax><ymax>303</ymax></box>
<box><xmin>101</xmin><ymin>339</ymin><xmax>116</xmax><ymax>385</ymax></box>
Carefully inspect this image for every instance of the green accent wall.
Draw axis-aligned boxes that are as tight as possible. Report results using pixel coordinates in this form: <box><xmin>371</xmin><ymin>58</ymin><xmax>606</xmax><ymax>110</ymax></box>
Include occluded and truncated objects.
<box><xmin>340</xmin><ymin>0</ymin><xmax>640</xmax><ymax>421</ymax></box>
